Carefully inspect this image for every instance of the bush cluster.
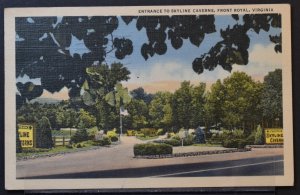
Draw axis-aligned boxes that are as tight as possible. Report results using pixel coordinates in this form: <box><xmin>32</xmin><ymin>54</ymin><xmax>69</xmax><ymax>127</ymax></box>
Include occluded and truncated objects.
<box><xmin>153</xmin><ymin>139</ymin><xmax>181</xmax><ymax>146</ymax></box>
<box><xmin>171</xmin><ymin>134</ymin><xmax>194</xmax><ymax>146</ymax></box>
<box><xmin>156</xmin><ymin>129</ymin><xmax>165</xmax><ymax>136</ymax></box>
<box><xmin>222</xmin><ymin>139</ymin><xmax>247</xmax><ymax>149</ymax></box>
<box><xmin>91</xmin><ymin>136</ymin><xmax>111</xmax><ymax>146</ymax></box>
<box><xmin>134</xmin><ymin>143</ymin><xmax>172</xmax><ymax>156</ymax></box>
<box><xmin>71</xmin><ymin>129</ymin><xmax>89</xmax><ymax>143</ymax></box>
<box><xmin>140</xmin><ymin>128</ymin><xmax>157</xmax><ymax>137</ymax></box>
<box><xmin>107</xmin><ymin>129</ymin><xmax>119</xmax><ymax>142</ymax></box>
<box><xmin>126</xmin><ymin>130</ymin><xmax>136</xmax><ymax>136</ymax></box>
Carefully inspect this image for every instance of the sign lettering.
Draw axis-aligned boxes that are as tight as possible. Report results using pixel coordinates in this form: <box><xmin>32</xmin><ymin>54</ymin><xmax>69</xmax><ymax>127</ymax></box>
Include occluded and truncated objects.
<box><xmin>18</xmin><ymin>124</ymin><xmax>34</xmax><ymax>148</ymax></box>
<box><xmin>265</xmin><ymin>129</ymin><xmax>283</xmax><ymax>144</ymax></box>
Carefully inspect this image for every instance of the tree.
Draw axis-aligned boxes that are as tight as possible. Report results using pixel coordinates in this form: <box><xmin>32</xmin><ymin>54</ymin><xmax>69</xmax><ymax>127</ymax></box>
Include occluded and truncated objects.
<box><xmin>36</xmin><ymin>116</ymin><xmax>53</xmax><ymax>148</ymax></box>
<box><xmin>172</xmin><ymin>81</ymin><xmax>193</xmax><ymax>131</ymax></box>
<box><xmin>130</xmin><ymin>87</ymin><xmax>154</xmax><ymax>104</ymax></box>
<box><xmin>261</xmin><ymin>69</ymin><xmax>283</xmax><ymax>128</ymax></box>
<box><xmin>77</xmin><ymin>109</ymin><xmax>96</xmax><ymax>129</ymax></box>
<box><xmin>81</xmin><ymin>63</ymin><xmax>131</xmax><ymax>131</ymax></box>
<box><xmin>190</xmin><ymin>83</ymin><xmax>206</xmax><ymax>128</ymax></box>
<box><xmin>220</xmin><ymin>72</ymin><xmax>262</xmax><ymax>133</ymax></box>
<box><xmin>16</xmin><ymin>15</ymin><xmax>282</xmax><ymax>106</ymax></box>
<box><xmin>149</xmin><ymin>92</ymin><xmax>173</xmax><ymax>129</ymax></box>
<box><xmin>204</xmin><ymin>80</ymin><xmax>225</xmax><ymax>129</ymax></box>
<box><xmin>126</xmin><ymin>99</ymin><xmax>148</xmax><ymax>129</ymax></box>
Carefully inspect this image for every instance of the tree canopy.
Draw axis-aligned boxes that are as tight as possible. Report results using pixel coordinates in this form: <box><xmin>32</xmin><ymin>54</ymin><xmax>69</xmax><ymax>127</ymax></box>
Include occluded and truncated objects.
<box><xmin>16</xmin><ymin>14</ymin><xmax>282</xmax><ymax>106</ymax></box>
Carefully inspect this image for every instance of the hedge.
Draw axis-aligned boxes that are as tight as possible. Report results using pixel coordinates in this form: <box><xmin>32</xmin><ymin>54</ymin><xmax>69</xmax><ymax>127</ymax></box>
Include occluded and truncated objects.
<box><xmin>153</xmin><ymin>139</ymin><xmax>181</xmax><ymax>146</ymax></box>
<box><xmin>134</xmin><ymin>143</ymin><xmax>173</xmax><ymax>156</ymax></box>
<box><xmin>222</xmin><ymin>139</ymin><xmax>247</xmax><ymax>149</ymax></box>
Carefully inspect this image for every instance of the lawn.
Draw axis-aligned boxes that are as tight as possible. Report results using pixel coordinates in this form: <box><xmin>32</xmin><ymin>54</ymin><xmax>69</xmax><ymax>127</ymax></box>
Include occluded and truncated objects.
<box><xmin>192</xmin><ymin>143</ymin><xmax>222</xmax><ymax>147</ymax></box>
<box><xmin>16</xmin><ymin>141</ymin><xmax>96</xmax><ymax>159</ymax></box>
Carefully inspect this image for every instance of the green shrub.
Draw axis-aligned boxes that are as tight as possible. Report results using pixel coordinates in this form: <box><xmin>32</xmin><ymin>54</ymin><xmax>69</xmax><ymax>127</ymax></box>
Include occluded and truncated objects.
<box><xmin>133</xmin><ymin>143</ymin><xmax>172</xmax><ymax>156</ymax></box>
<box><xmin>127</xmin><ymin>130</ymin><xmax>136</xmax><ymax>136</ymax></box>
<box><xmin>91</xmin><ymin>135</ymin><xmax>111</xmax><ymax>146</ymax></box>
<box><xmin>245</xmin><ymin>131</ymin><xmax>255</xmax><ymax>145</ymax></box>
<box><xmin>135</xmin><ymin>133</ymin><xmax>144</xmax><ymax>137</ymax></box>
<box><xmin>107</xmin><ymin>129</ymin><xmax>117</xmax><ymax>137</ymax></box>
<box><xmin>254</xmin><ymin>125</ymin><xmax>264</xmax><ymax>145</ymax></box>
<box><xmin>71</xmin><ymin>129</ymin><xmax>89</xmax><ymax>143</ymax></box>
<box><xmin>36</xmin><ymin>116</ymin><xmax>53</xmax><ymax>148</ymax></box>
<box><xmin>110</xmin><ymin>135</ymin><xmax>119</xmax><ymax>142</ymax></box>
<box><xmin>222</xmin><ymin>139</ymin><xmax>247</xmax><ymax>149</ymax></box>
<box><xmin>153</xmin><ymin>139</ymin><xmax>181</xmax><ymax>146</ymax></box>
<box><xmin>16</xmin><ymin>128</ymin><xmax>22</xmax><ymax>153</ymax></box>
<box><xmin>156</xmin><ymin>129</ymin><xmax>164</xmax><ymax>136</ymax></box>
<box><xmin>140</xmin><ymin>128</ymin><xmax>157</xmax><ymax>137</ymax></box>
<box><xmin>76</xmin><ymin>143</ymin><xmax>83</xmax><ymax>148</ymax></box>
<box><xmin>164</xmin><ymin>139</ymin><xmax>181</xmax><ymax>146</ymax></box>
<box><xmin>183</xmin><ymin>134</ymin><xmax>195</xmax><ymax>146</ymax></box>
<box><xmin>167</xmin><ymin>132</ymin><xmax>175</xmax><ymax>138</ymax></box>
<box><xmin>232</xmin><ymin>129</ymin><xmax>245</xmax><ymax>139</ymax></box>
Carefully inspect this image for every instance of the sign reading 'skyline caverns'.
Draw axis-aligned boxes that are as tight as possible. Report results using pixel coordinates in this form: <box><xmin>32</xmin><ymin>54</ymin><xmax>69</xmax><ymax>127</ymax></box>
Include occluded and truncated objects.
<box><xmin>5</xmin><ymin>4</ymin><xmax>293</xmax><ymax>190</ymax></box>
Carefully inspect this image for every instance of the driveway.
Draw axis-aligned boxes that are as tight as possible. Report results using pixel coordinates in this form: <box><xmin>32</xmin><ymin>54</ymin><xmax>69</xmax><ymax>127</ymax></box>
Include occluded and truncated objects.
<box><xmin>17</xmin><ymin>136</ymin><xmax>283</xmax><ymax>178</ymax></box>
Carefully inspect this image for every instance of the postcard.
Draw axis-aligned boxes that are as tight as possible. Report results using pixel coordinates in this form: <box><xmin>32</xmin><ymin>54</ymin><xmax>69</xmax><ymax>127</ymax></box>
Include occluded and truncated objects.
<box><xmin>5</xmin><ymin>4</ymin><xmax>293</xmax><ymax>190</ymax></box>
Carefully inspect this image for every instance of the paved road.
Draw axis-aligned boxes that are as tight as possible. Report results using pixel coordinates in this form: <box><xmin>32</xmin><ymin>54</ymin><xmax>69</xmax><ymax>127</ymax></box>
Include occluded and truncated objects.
<box><xmin>17</xmin><ymin>136</ymin><xmax>284</xmax><ymax>179</ymax></box>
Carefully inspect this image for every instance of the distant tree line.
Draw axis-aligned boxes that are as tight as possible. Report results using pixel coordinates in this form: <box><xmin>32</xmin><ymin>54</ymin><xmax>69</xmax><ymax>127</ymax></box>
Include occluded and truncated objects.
<box><xmin>17</xmin><ymin>67</ymin><xmax>283</xmax><ymax>137</ymax></box>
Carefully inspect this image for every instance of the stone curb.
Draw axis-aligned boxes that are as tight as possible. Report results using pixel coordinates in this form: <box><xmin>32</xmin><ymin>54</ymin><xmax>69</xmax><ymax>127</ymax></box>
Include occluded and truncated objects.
<box><xmin>134</xmin><ymin>148</ymin><xmax>252</xmax><ymax>159</ymax></box>
<box><xmin>247</xmin><ymin>144</ymin><xmax>283</xmax><ymax>148</ymax></box>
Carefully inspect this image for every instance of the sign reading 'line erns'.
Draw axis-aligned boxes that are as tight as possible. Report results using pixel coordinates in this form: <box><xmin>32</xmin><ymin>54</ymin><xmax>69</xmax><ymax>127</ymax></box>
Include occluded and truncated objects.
<box><xmin>18</xmin><ymin>124</ymin><xmax>35</xmax><ymax>148</ymax></box>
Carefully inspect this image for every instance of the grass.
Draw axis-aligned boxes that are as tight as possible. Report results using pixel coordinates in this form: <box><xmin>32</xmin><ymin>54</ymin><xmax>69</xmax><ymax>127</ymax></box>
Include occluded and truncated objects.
<box><xmin>136</xmin><ymin>135</ymin><xmax>159</xmax><ymax>141</ymax></box>
<box><xmin>192</xmin><ymin>143</ymin><xmax>222</xmax><ymax>147</ymax></box>
<box><xmin>16</xmin><ymin>140</ymin><xmax>96</xmax><ymax>158</ymax></box>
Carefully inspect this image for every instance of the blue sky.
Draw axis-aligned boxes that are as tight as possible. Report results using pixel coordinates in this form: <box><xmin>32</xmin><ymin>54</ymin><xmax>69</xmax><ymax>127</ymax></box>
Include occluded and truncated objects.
<box><xmin>17</xmin><ymin>15</ymin><xmax>282</xmax><ymax>98</ymax></box>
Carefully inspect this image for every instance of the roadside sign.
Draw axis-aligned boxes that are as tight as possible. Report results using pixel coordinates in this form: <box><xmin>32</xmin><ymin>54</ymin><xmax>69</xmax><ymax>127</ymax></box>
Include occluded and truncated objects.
<box><xmin>265</xmin><ymin>129</ymin><xmax>283</xmax><ymax>144</ymax></box>
<box><xmin>18</xmin><ymin>124</ymin><xmax>35</xmax><ymax>148</ymax></box>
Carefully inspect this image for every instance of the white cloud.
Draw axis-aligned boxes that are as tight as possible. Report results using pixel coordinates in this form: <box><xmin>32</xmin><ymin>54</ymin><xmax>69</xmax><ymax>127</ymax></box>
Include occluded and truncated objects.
<box><xmin>127</xmin><ymin>61</ymin><xmax>231</xmax><ymax>84</ymax></box>
<box><xmin>232</xmin><ymin>43</ymin><xmax>282</xmax><ymax>80</ymax></box>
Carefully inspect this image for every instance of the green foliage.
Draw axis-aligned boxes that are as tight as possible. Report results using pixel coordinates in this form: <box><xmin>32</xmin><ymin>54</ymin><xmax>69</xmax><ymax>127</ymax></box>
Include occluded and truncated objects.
<box><xmin>149</xmin><ymin>92</ymin><xmax>173</xmax><ymax>129</ymax></box>
<box><xmin>91</xmin><ymin>135</ymin><xmax>111</xmax><ymax>146</ymax></box>
<box><xmin>130</xmin><ymin>87</ymin><xmax>154</xmax><ymax>104</ymax></box>
<box><xmin>71</xmin><ymin>129</ymin><xmax>89</xmax><ymax>144</ymax></box>
<box><xmin>190</xmin><ymin>83</ymin><xmax>206</xmax><ymax>128</ymax></box>
<box><xmin>77</xmin><ymin>109</ymin><xmax>96</xmax><ymax>129</ymax></box>
<box><xmin>133</xmin><ymin>143</ymin><xmax>173</xmax><ymax>156</ymax></box>
<box><xmin>107</xmin><ymin>129</ymin><xmax>117</xmax><ymax>137</ymax></box>
<box><xmin>21</xmin><ymin>148</ymin><xmax>51</xmax><ymax>153</ymax></box>
<box><xmin>126</xmin><ymin>130</ymin><xmax>136</xmax><ymax>136</ymax></box>
<box><xmin>156</xmin><ymin>129</ymin><xmax>165</xmax><ymax>136</ymax></box>
<box><xmin>153</xmin><ymin>139</ymin><xmax>181</xmax><ymax>146</ymax></box>
<box><xmin>222</xmin><ymin>139</ymin><xmax>247</xmax><ymax>149</ymax></box>
<box><xmin>126</xmin><ymin>99</ymin><xmax>148</xmax><ymax>129</ymax></box>
<box><xmin>172</xmin><ymin>81</ymin><xmax>193</xmax><ymax>129</ymax></box>
<box><xmin>135</xmin><ymin>133</ymin><xmax>144</xmax><ymax>137</ymax></box>
<box><xmin>16</xmin><ymin>127</ymin><xmax>22</xmax><ymax>153</ymax></box>
<box><xmin>110</xmin><ymin>135</ymin><xmax>119</xmax><ymax>142</ymax></box>
<box><xmin>194</xmin><ymin>127</ymin><xmax>206</xmax><ymax>144</ymax></box>
<box><xmin>167</xmin><ymin>132</ymin><xmax>175</xmax><ymax>138</ymax></box>
<box><xmin>254</xmin><ymin>125</ymin><xmax>264</xmax><ymax>145</ymax></box>
<box><xmin>140</xmin><ymin>128</ymin><xmax>157</xmax><ymax>137</ymax></box>
<box><xmin>36</xmin><ymin>116</ymin><xmax>53</xmax><ymax>148</ymax></box>
<box><xmin>261</xmin><ymin>69</ymin><xmax>283</xmax><ymax>127</ymax></box>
